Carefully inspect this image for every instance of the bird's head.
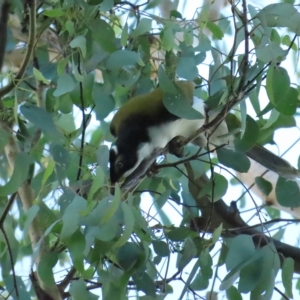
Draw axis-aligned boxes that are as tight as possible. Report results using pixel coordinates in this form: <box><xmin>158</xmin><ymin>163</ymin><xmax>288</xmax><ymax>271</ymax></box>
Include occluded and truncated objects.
<box><xmin>109</xmin><ymin>137</ymin><xmax>162</xmax><ymax>189</ymax></box>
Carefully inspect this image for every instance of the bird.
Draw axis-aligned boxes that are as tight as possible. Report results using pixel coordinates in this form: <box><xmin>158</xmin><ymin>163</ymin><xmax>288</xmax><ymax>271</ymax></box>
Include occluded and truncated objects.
<box><xmin>109</xmin><ymin>81</ymin><xmax>229</xmax><ymax>188</ymax></box>
<box><xmin>109</xmin><ymin>81</ymin><xmax>300</xmax><ymax>189</ymax></box>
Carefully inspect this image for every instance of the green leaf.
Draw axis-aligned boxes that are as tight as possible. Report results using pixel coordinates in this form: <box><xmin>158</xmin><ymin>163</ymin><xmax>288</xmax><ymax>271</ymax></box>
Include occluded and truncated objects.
<box><xmin>206</xmin><ymin>22</ymin><xmax>224</xmax><ymax>39</ymax></box>
<box><xmin>255</xmin><ymin>177</ymin><xmax>272</xmax><ymax>196</ymax></box>
<box><xmin>121</xmin><ymin>22</ymin><xmax>128</xmax><ymax>47</ymax></box>
<box><xmin>276</xmin><ymin>176</ymin><xmax>300</xmax><ymax>207</ymax></box>
<box><xmin>65</xmin><ymin>20</ymin><xmax>74</xmax><ymax>36</ymax></box>
<box><xmin>106</xmin><ymin>50</ymin><xmax>144</xmax><ymax>70</ymax></box>
<box><xmin>199</xmin><ymin>249</ymin><xmax>213</xmax><ymax>279</ymax></box>
<box><xmin>0</xmin><ymin>129</ymin><xmax>10</xmax><ymax>150</ymax></box>
<box><xmin>176</xmin><ymin>57</ymin><xmax>198</xmax><ymax>80</ymax></box>
<box><xmin>87</xmin><ymin>0</ymin><xmax>103</xmax><ymax>5</ymax></box>
<box><xmin>61</xmin><ymin>196</ymin><xmax>87</xmax><ymax>240</ymax></box>
<box><xmin>101</xmin><ymin>184</ymin><xmax>121</xmax><ymax>223</ymax></box>
<box><xmin>256</xmin><ymin>3</ymin><xmax>300</xmax><ymax>35</ymax></box>
<box><xmin>87</xmin><ymin>167</ymin><xmax>105</xmax><ymax>201</ymax></box>
<box><xmin>33</xmin><ymin>67</ymin><xmax>50</xmax><ymax>84</ymax></box>
<box><xmin>217</xmin><ymin>148</ymin><xmax>250</xmax><ymax>173</ymax></box>
<box><xmin>198</xmin><ymin>173</ymin><xmax>228</xmax><ymax>202</ymax></box>
<box><xmin>212</xmin><ymin>223</ymin><xmax>222</xmax><ymax>243</ymax></box>
<box><xmin>133</xmin><ymin>272</ymin><xmax>156</xmax><ymax>297</ymax></box>
<box><xmin>266</xmin><ymin>66</ymin><xmax>290</xmax><ymax>105</ymax></box>
<box><xmin>116</xmin><ymin>242</ymin><xmax>142</xmax><ymax>271</ymax></box>
<box><xmin>69</xmin><ymin>278</ymin><xmax>98</xmax><ymax>300</ymax></box>
<box><xmin>165</xmin><ymin>227</ymin><xmax>192</xmax><ymax>242</ymax></box>
<box><xmin>226</xmin><ymin>286</ymin><xmax>243</xmax><ymax>300</ymax></box>
<box><xmin>132</xmin><ymin>18</ymin><xmax>152</xmax><ymax>38</ymax></box>
<box><xmin>183</xmin><ymin>25</ymin><xmax>193</xmax><ymax>46</ymax></box>
<box><xmin>238</xmin><ymin>256</ymin><xmax>263</xmax><ymax>293</ymax></box>
<box><xmin>113</xmin><ymin>202</ymin><xmax>135</xmax><ymax>248</ymax></box>
<box><xmin>41</xmin><ymin>159</ymin><xmax>55</xmax><ymax>189</ymax></box>
<box><xmin>97</xmin><ymin>145</ymin><xmax>109</xmax><ymax>173</ymax></box>
<box><xmin>51</xmin><ymin>144</ymin><xmax>70</xmax><ymax>167</ymax></box>
<box><xmin>43</xmin><ymin>9</ymin><xmax>65</xmax><ymax>17</ymax></box>
<box><xmin>282</xmin><ymin>257</ymin><xmax>293</xmax><ymax>298</ymax></box>
<box><xmin>88</xmin><ymin>220</ymin><xmax>119</xmax><ymax>242</ymax></box>
<box><xmin>261</xmin><ymin>109</ymin><xmax>280</xmax><ymax>129</ymax></box>
<box><xmin>3</xmin><ymin>275</ymin><xmax>31</xmax><ymax>300</ymax></box>
<box><xmin>226</xmin><ymin>235</ymin><xmax>255</xmax><ymax>271</ymax></box>
<box><xmin>177</xmin><ymin>238</ymin><xmax>197</xmax><ymax>271</ymax></box>
<box><xmin>152</xmin><ymin>240</ymin><xmax>170</xmax><ymax>257</ymax></box>
<box><xmin>0</xmin><ymin>152</ymin><xmax>32</xmax><ymax>196</ymax></box>
<box><xmin>189</xmin><ymin>272</ymin><xmax>209</xmax><ymax>291</ymax></box>
<box><xmin>256</xmin><ymin>42</ymin><xmax>286</xmax><ymax>63</ymax></box>
<box><xmin>234</xmin><ymin>115</ymin><xmax>259</xmax><ymax>152</ymax></box>
<box><xmin>67</xmin><ymin>230</ymin><xmax>85</xmax><ymax>273</ymax></box>
<box><xmin>70</xmin><ymin>35</ymin><xmax>87</xmax><ymax>58</ymax></box>
<box><xmin>157</xmin><ymin>65</ymin><xmax>177</xmax><ymax>92</ymax></box>
<box><xmin>89</xmin><ymin>19</ymin><xmax>116</xmax><ymax>52</ymax></box>
<box><xmin>23</xmin><ymin>205</ymin><xmax>40</xmax><ymax>238</ymax></box>
<box><xmin>20</xmin><ymin>104</ymin><xmax>59</xmax><ymax>135</ymax></box>
<box><xmin>161</xmin><ymin>26</ymin><xmax>174</xmax><ymax>51</ymax></box>
<box><xmin>53</xmin><ymin>73</ymin><xmax>75</xmax><ymax>97</ymax></box>
<box><xmin>282</xmin><ymin>34</ymin><xmax>297</xmax><ymax>50</ymax></box>
<box><xmin>275</xmin><ymin>87</ymin><xmax>298</xmax><ymax>116</ymax></box>
<box><xmin>93</xmin><ymin>84</ymin><xmax>115</xmax><ymax>120</ymax></box>
<box><xmin>162</xmin><ymin>90</ymin><xmax>203</xmax><ymax>120</ymax></box>
<box><xmin>170</xmin><ymin>10</ymin><xmax>182</xmax><ymax>19</ymax></box>
<box><xmin>38</xmin><ymin>253</ymin><xmax>58</xmax><ymax>285</ymax></box>
<box><xmin>99</xmin><ymin>0</ymin><xmax>114</xmax><ymax>11</ymax></box>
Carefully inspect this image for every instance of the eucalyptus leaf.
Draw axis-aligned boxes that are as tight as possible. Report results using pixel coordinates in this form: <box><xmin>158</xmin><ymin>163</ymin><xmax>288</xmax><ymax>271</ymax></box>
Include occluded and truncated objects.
<box><xmin>0</xmin><ymin>152</ymin><xmax>32</xmax><ymax>196</ymax></box>
<box><xmin>106</xmin><ymin>50</ymin><xmax>144</xmax><ymax>70</ymax></box>
<box><xmin>234</xmin><ymin>115</ymin><xmax>259</xmax><ymax>152</ymax></box>
<box><xmin>217</xmin><ymin>148</ymin><xmax>250</xmax><ymax>173</ymax></box>
<box><xmin>276</xmin><ymin>176</ymin><xmax>300</xmax><ymax>207</ymax></box>
<box><xmin>266</xmin><ymin>66</ymin><xmax>290</xmax><ymax>105</ymax></box>
<box><xmin>198</xmin><ymin>173</ymin><xmax>228</xmax><ymax>202</ymax></box>
<box><xmin>20</xmin><ymin>104</ymin><xmax>60</xmax><ymax>136</ymax></box>
<box><xmin>282</xmin><ymin>257</ymin><xmax>294</xmax><ymax>298</ymax></box>
<box><xmin>37</xmin><ymin>253</ymin><xmax>58</xmax><ymax>285</ymax></box>
<box><xmin>255</xmin><ymin>177</ymin><xmax>272</xmax><ymax>196</ymax></box>
<box><xmin>53</xmin><ymin>73</ymin><xmax>75</xmax><ymax>97</ymax></box>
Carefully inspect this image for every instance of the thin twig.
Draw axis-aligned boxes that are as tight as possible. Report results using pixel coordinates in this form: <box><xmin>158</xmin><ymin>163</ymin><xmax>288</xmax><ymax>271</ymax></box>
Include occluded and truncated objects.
<box><xmin>58</xmin><ymin>267</ymin><xmax>76</xmax><ymax>291</ymax></box>
<box><xmin>274</xmin><ymin>286</ymin><xmax>289</xmax><ymax>300</ymax></box>
<box><xmin>0</xmin><ymin>192</ymin><xmax>17</xmax><ymax>226</ymax></box>
<box><xmin>0</xmin><ymin>227</ymin><xmax>19</xmax><ymax>297</ymax></box>
<box><xmin>76</xmin><ymin>55</ymin><xmax>86</xmax><ymax>181</ymax></box>
<box><xmin>0</xmin><ymin>192</ymin><xmax>18</xmax><ymax>297</ymax></box>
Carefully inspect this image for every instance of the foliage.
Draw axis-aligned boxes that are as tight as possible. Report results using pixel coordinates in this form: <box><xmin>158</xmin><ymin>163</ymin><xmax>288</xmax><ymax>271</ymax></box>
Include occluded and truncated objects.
<box><xmin>0</xmin><ymin>0</ymin><xmax>300</xmax><ymax>299</ymax></box>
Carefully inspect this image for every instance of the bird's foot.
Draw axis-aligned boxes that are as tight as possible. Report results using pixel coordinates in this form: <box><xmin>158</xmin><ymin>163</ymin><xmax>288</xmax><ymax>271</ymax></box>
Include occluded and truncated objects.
<box><xmin>147</xmin><ymin>162</ymin><xmax>160</xmax><ymax>177</ymax></box>
<box><xmin>167</xmin><ymin>136</ymin><xmax>187</xmax><ymax>158</ymax></box>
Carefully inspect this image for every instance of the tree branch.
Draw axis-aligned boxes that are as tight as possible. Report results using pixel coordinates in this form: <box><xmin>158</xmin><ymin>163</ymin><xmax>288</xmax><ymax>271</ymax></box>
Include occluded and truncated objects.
<box><xmin>0</xmin><ymin>0</ymin><xmax>36</xmax><ymax>98</ymax></box>
<box><xmin>0</xmin><ymin>1</ymin><xmax>10</xmax><ymax>72</ymax></box>
<box><xmin>185</xmin><ymin>163</ymin><xmax>300</xmax><ymax>274</ymax></box>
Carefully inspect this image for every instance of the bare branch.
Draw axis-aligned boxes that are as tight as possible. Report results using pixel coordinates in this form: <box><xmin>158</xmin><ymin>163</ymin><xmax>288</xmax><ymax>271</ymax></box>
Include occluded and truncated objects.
<box><xmin>0</xmin><ymin>1</ymin><xmax>10</xmax><ymax>71</ymax></box>
<box><xmin>0</xmin><ymin>0</ymin><xmax>36</xmax><ymax>98</ymax></box>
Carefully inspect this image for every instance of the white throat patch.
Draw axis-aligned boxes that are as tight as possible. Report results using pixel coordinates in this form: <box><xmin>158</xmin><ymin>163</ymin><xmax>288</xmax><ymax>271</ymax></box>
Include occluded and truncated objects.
<box><xmin>111</xmin><ymin>145</ymin><xmax>118</xmax><ymax>155</ymax></box>
<box><xmin>123</xmin><ymin>142</ymin><xmax>154</xmax><ymax>178</ymax></box>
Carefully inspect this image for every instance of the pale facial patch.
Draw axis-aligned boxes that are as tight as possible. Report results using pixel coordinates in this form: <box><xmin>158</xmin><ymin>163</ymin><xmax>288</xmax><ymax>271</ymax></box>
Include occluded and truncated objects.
<box><xmin>123</xmin><ymin>142</ymin><xmax>154</xmax><ymax>178</ymax></box>
<box><xmin>111</xmin><ymin>145</ymin><xmax>118</xmax><ymax>155</ymax></box>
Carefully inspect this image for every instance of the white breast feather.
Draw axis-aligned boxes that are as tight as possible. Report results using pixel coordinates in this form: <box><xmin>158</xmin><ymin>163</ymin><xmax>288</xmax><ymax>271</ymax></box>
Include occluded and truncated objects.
<box><xmin>148</xmin><ymin>96</ymin><xmax>206</xmax><ymax>149</ymax></box>
<box><xmin>123</xmin><ymin>97</ymin><xmax>208</xmax><ymax>178</ymax></box>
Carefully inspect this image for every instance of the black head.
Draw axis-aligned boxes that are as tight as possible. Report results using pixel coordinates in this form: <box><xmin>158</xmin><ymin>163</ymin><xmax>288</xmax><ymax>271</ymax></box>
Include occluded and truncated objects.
<box><xmin>109</xmin><ymin>139</ymin><xmax>162</xmax><ymax>189</ymax></box>
<box><xmin>109</xmin><ymin>142</ymin><xmax>138</xmax><ymax>185</ymax></box>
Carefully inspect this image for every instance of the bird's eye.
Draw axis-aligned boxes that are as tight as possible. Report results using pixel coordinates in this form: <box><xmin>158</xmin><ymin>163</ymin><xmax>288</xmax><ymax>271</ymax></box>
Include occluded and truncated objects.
<box><xmin>117</xmin><ymin>161</ymin><xmax>123</xmax><ymax>169</ymax></box>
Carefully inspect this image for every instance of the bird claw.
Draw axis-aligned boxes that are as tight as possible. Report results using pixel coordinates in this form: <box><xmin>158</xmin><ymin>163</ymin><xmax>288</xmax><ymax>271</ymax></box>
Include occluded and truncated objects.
<box><xmin>167</xmin><ymin>136</ymin><xmax>187</xmax><ymax>158</ymax></box>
